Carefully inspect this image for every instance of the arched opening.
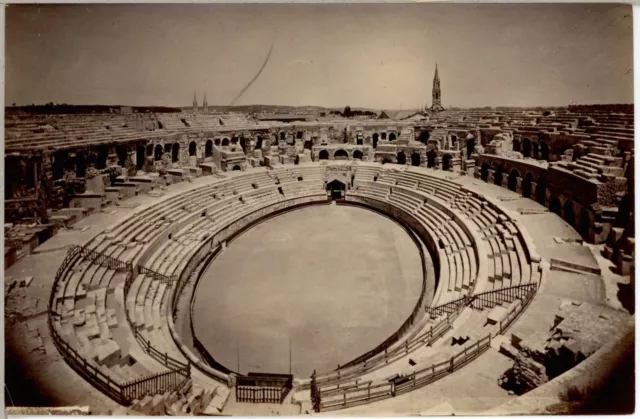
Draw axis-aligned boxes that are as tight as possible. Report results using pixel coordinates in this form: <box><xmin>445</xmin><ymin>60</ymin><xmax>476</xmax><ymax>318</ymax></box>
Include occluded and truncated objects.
<box><xmin>205</xmin><ymin>140</ymin><xmax>213</xmax><ymax>157</ymax></box>
<box><xmin>231</xmin><ymin>136</ymin><xmax>239</xmax><ymax>145</ymax></box>
<box><xmin>550</xmin><ymin>197</ymin><xmax>562</xmax><ymax>216</ymax></box>
<box><xmin>86</xmin><ymin>152</ymin><xmax>97</xmax><ymax>168</ymax></box>
<box><xmin>75</xmin><ymin>151</ymin><xmax>86</xmax><ymax>178</ymax></box>
<box><xmin>493</xmin><ymin>166</ymin><xmax>505</xmax><ymax>186</ymax></box>
<box><xmin>280</xmin><ymin>132</ymin><xmax>286</xmax><ymax>141</ymax></box>
<box><xmin>411</xmin><ymin>153</ymin><xmax>421</xmax><ymax>167</ymax></box>
<box><xmin>188</xmin><ymin>141</ymin><xmax>197</xmax><ymax>157</ymax></box>
<box><xmin>480</xmin><ymin>162</ymin><xmax>490</xmax><ymax>181</ymax></box>
<box><xmin>579</xmin><ymin>209</ymin><xmax>591</xmax><ymax>241</ymax></box>
<box><xmin>256</xmin><ymin>136</ymin><xmax>264</xmax><ymax>149</ymax></box>
<box><xmin>304</xmin><ymin>140</ymin><xmax>313</xmax><ymax>150</ymax></box>
<box><xmin>222</xmin><ymin>138</ymin><xmax>230</xmax><ymax>147</ymax></box>
<box><xmin>389</xmin><ymin>132</ymin><xmax>397</xmax><ymax>141</ymax></box>
<box><xmin>136</xmin><ymin>145</ymin><xmax>145</xmax><ymax>170</ymax></box>
<box><xmin>372</xmin><ymin>133</ymin><xmax>379</xmax><ymax>149</ymax></box>
<box><xmin>536</xmin><ymin>174</ymin><xmax>547</xmax><ymax>205</ymax></box>
<box><xmin>115</xmin><ymin>145</ymin><xmax>127</xmax><ymax>167</ymax></box>
<box><xmin>541</xmin><ymin>142</ymin><xmax>550</xmax><ymax>161</ymax></box>
<box><xmin>564</xmin><ymin>200</ymin><xmax>576</xmax><ymax>228</ymax></box>
<box><xmin>215</xmin><ymin>138</ymin><xmax>221</xmax><ymax>147</ymax></box>
<box><xmin>172</xmin><ymin>142</ymin><xmax>180</xmax><ymax>163</ymax></box>
<box><xmin>442</xmin><ymin>154</ymin><xmax>452</xmax><ymax>171</ymax></box>
<box><xmin>154</xmin><ymin>144</ymin><xmax>163</xmax><ymax>161</ymax></box>
<box><xmin>319</xmin><ymin>150</ymin><xmax>329</xmax><ymax>160</ymax></box>
<box><xmin>97</xmin><ymin>148</ymin><xmax>108</xmax><ymax>169</ymax></box>
<box><xmin>381</xmin><ymin>132</ymin><xmax>387</xmax><ymax>140</ymax></box>
<box><xmin>513</xmin><ymin>139</ymin><xmax>521</xmax><ymax>153</ymax></box>
<box><xmin>427</xmin><ymin>149</ymin><xmax>437</xmax><ymax>168</ymax></box>
<box><xmin>146</xmin><ymin>144</ymin><xmax>153</xmax><ymax>157</ymax></box>
<box><xmin>353</xmin><ymin>150</ymin><xmax>363</xmax><ymax>160</ymax></box>
<box><xmin>356</xmin><ymin>134</ymin><xmax>363</xmax><ymax>145</ymax></box>
<box><xmin>232</xmin><ymin>165</ymin><xmax>242</xmax><ymax>171</ymax></box>
<box><xmin>522</xmin><ymin>138</ymin><xmax>532</xmax><ymax>158</ymax></box>
<box><xmin>327</xmin><ymin>179</ymin><xmax>346</xmax><ymax>200</ymax></box>
<box><xmin>418</xmin><ymin>131</ymin><xmax>430</xmax><ymax>144</ymax></box>
<box><xmin>532</xmin><ymin>142</ymin><xmax>539</xmax><ymax>158</ymax></box>
<box><xmin>522</xmin><ymin>172</ymin><xmax>534</xmax><ymax>198</ymax></box>
<box><xmin>397</xmin><ymin>151</ymin><xmax>407</xmax><ymax>165</ymax></box>
<box><xmin>466</xmin><ymin>138</ymin><xmax>475</xmax><ymax>159</ymax></box>
<box><xmin>507</xmin><ymin>169</ymin><xmax>520</xmax><ymax>192</ymax></box>
<box><xmin>334</xmin><ymin>149</ymin><xmax>349</xmax><ymax>160</ymax></box>
<box><xmin>164</xmin><ymin>143</ymin><xmax>172</xmax><ymax>154</ymax></box>
<box><xmin>381</xmin><ymin>158</ymin><xmax>391</xmax><ymax>165</ymax></box>
<box><xmin>296</xmin><ymin>131</ymin><xmax>303</xmax><ymax>139</ymax></box>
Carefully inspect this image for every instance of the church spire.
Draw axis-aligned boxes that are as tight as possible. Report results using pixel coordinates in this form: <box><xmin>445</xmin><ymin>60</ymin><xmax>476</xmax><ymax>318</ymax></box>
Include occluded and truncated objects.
<box><xmin>193</xmin><ymin>91</ymin><xmax>198</xmax><ymax>113</ymax></box>
<box><xmin>431</xmin><ymin>64</ymin><xmax>444</xmax><ymax>112</ymax></box>
<box><xmin>203</xmin><ymin>92</ymin><xmax>208</xmax><ymax>113</ymax></box>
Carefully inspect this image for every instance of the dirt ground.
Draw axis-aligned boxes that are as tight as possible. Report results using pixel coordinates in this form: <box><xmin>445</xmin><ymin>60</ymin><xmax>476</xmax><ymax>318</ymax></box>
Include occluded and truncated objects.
<box><xmin>192</xmin><ymin>204</ymin><xmax>425</xmax><ymax>377</ymax></box>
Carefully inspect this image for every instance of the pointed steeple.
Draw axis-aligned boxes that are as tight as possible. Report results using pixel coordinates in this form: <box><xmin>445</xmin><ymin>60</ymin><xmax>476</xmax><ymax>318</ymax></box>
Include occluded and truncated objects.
<box><xmin>192</xmin><ymin>91</ymin><xmax>198</xmax><ymax>113</ymax></box>
<box><xmin>203</xmin><ymin>92</ymin><xmax>208</xmax><ymax>113</ymax></box>
<box><xmin>431</xmin><ymin>64</ymin><xmax>444</xmax><ymax>112</ymax></box>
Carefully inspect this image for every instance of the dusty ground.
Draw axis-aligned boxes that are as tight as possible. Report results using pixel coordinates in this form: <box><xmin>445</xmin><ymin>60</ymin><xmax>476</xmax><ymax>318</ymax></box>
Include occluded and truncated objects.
<box><xmin>192</xmin><ymin>204</ymin><xmax>425</xmax><ymax>377</ymax></box>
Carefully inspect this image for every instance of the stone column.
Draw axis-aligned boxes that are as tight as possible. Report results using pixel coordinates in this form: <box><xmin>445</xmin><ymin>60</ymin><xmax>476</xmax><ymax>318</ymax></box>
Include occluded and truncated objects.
<box><xmin>516</xmin><ymin>177</ymin><xmax>523</xmax><ymax>194</ymax></box>
<box><xmin>501</xmin><ymin>176</ymin><xmax>509</xmax><ymax>189</ymax></box>
<box><xmin>488</xmin><ymin>169</ymin><xmax>495</xmax><ymax>184</ymax></box>
<box><xmin>107</xmin><ymin>147</ymin><xmax>119</xmax><ymax>167</ymax></box>
<box><xmin>473</xmin><ymin>166</ymin><xmax>481</xmax><ymax>179</ymax></box>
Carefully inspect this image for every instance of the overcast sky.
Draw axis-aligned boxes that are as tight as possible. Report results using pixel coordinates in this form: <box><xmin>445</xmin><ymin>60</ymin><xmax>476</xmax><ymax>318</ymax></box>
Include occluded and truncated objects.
<box><xmin>6</xmin><ymin>3</ymin><xmax>633</xmax><ymax>109</ymax></box>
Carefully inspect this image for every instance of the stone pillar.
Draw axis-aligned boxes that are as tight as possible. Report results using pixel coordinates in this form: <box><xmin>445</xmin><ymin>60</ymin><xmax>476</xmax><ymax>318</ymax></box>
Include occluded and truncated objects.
<box><xmin>126</xmin><ymin>151</ymin><xmax>137</xmax><ymax>176</ymax></box>
<box><xmin>474</xmin><ymin>166</ymin><xmax>481</xmax><ymax>179</ymax></box>
<box><xmin>488</xmin><ymin>169</ymin><xmax>495</xmax><ymax>184</ymax></box>
<box><xmin>107</xmin><ymin>147</ymin><xmax>119</xmax><ymax>167</ymax></box>
<box><xmin>501</xmin><ymin>176</ymin><xmax>509</xmax><ymax>189</ymax></box>
<box><xmin>516</xmin><ymin>177</ymin><xmax>523</xmax><ymax>194</ymax></box>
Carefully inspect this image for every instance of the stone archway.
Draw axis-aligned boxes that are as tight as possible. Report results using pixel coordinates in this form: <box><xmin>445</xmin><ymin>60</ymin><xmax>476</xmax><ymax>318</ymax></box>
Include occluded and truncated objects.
<box><xmin>536</xmin><ymin>173</ymin><xmax>547</xmax><ymax>205</ymax></box>
<box><xmin>353</xmin><ymin>150</ymin><xmax>363</xmax><ymax>160</ymax></box>
<box><xmin>507</xmin><ymin>169</ymin><xmax>520</xmax><ymax>192</ymax></box>
<box><xmin>522</xmin><ymin>172</ymin><xmax>534</xmax><ymax>198</ymax></box>
<box><xmin>480</xmin><ymin>162</ymin><xmax>490</xmax><ymax>181</ymax></box>
<box><xmin>136</xmin><ymin>145</ymin><xmax>145</xmax><ymax>170</ymax></box>
<box><xmin>334</xmin><ymin>149</ymin><xmax>349</xmax><ymax>160</ymax></box>
<box><xmin>550</xmin><ymin>197</ymin><xmax>562</xmax><ymax>216</ymax></box>
<box><xmin>372</xmin><ymin>133</ymin><xmax>379</xmax><ymax>149</ymax></box>
<box><xmin>389</xmin><ymin>132</ymin><xmax>397</xmax><ymax>141</ymax></box>
<box><xmin>411</xmin><ymin>153</ymin><xmax>421</xmax><ymax>166</ymax></box>
<box><xmin>154</xmin><ymin>144</ymin><xmax>163</xmax><ymax>161</ymax></box>
<box><xmin>442</xmin><ymin>154</ymin><xmax>452</xmax><ymax>171</ymax></box>
<box><xmin>493</xmin><ymin>166</ymin><xmax>505</xmax><ymax>186</ymax></box>
<box><xmin>205</xmin><ymin>140</ymin><xmax>213</xmax><ymax>157</ymax></box>
<box><xmin>522</xmin><ymin>138</ymin><xmax>532</xmax><ymax>158</ymax></box>
<box><xmin>189</xmin><ymin>141</ymin><xmax>197</xmax><ymax>157</ymax></box>
<box><xmin>232</xmin><ymin>165</ymin><xmax>242</xmax><ymax>171</ymax></box>
<box><xmin>319</xmin><ymin>150</ymin><xmax>329</xmax><ymax>160</ymax></box>
<box><xmin>513</xmin><ymin>139</ymin><xmax>521</xmax><ymax>153</ymax></box>
<box><xmin>397</xmin><ymin>151</ymin><xmax>407</xmax><ymax>165</ymax></box>
<box><xmin>564</xmin><ymin>200</ymin><xmax>576</xmax><ymax>228</ymax></box>
<box><xmin>541</xmin><ymin>142</ymin><xmax>550</xmax><ymax>161</ymax></box>
<box><xmin>222</xmin><ymin>138</ymin><xmax>230</xmax><ymax>147</ymax></box>
<box><xmin>381</xmin><ymin>158</ymin><xmax>391</xmax><ymax>165</ymax></box>
<box><xmin>172</xmin><ymin>143</ymin><xmax>180</xmax><ymax>163</ymax></box>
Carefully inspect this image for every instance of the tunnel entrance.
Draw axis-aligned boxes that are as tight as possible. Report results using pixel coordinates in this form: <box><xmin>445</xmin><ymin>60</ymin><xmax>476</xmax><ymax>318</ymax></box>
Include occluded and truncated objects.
<box><xmin>327</xmin><ymin>179</ymin><xmax>346</xmax><ymax>200</ymax></box>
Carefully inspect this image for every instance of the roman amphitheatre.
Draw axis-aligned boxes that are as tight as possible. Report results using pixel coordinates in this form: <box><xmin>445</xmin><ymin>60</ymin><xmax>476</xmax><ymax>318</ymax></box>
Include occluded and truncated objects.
<box><xmin>4</xmin><ymin>69</ymin><xmax>635</xmax><ymax>414</ymax></box>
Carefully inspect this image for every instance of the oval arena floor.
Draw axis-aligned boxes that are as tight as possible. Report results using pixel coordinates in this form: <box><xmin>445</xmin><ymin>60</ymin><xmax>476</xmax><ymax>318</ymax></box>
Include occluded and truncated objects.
<box><xmin>192</xmin><ymin>204</ymin><xmax>424</xmax><ymax>376</ymax></box>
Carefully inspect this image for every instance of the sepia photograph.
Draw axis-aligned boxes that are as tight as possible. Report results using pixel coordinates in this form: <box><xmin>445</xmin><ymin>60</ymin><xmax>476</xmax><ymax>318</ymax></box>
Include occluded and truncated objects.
<box><xmin>3</xmin><ymin>2</ymin><xmax>635</xmax><ymax>416</ymax></box>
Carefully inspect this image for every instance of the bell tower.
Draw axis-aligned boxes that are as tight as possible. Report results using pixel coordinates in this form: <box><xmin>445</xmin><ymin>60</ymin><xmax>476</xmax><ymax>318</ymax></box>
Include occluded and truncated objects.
<box><xmin>431</xmin><ymin>64</ymin><xmax>444</xmax><ymax>112</ymax></box>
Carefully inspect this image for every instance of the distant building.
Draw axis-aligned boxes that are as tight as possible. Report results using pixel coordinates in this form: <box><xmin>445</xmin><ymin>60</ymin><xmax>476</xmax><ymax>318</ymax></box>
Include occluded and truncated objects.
<box><xmin>430</xmin><ymin>64</ymin><xmax>445</xmax><ymax>112</ymax></box>
<box><xmin>120</xmin><ymin>106</ymin><xmax>133</xmax><ymax>114</ymax></box>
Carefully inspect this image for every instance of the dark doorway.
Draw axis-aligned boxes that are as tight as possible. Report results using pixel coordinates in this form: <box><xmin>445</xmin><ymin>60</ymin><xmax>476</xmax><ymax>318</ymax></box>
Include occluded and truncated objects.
<box><xmin>466</xmin><ymin>138</ymin><xmax>475</xmax><ymax>159</ymax></box>
<box><xmin>418</xmin><ymin>131</ymin><xmax>430</xmax><ymax>144</ymax></box>
<box><xmin>381</xmin><ymin>158</ymin><xmax>391</xmax><ymax>164</ymax></box>
<box><xmin>397</xmin><ymin>151</ymin><xmax>407</xmax><ymax>165</ymax></box>
<box><xmin>427</xmin><ymin>150</ymin><xmax>437</xmax><ymax>168</ymax></box>
<box><xmin>353</xmin><ymin>150</ymin><xmax>363</xmax><ymax>160</ymax></box>
<box><xmin>522</xmin><ymin>139</ymin><xmax>531</xmax><ymax>158</ymax></box>
<box><xmin>205</xmin><ymin>140</ymin><xmax>213</xmax><ymax>157</ymax></box>
<box><xmin>550</xmin><ymin>197</ymin><xmax>562</xmax><ymax>216</ymax></box>
<box><xmin>327</xmin><ymin>179</ymin><xmax>346</xmax><ymax>200</ymax></box>
<box><xmin>222</xmin><ymin>138</ymin><xmax>230</xmax><ymax>147</ymax></box>
<box><xmin>240</xmin><ymin>137</ymin><xmax>247</xmax><ymax>153</ymax></box>
<box><xmin>522</xmin><ymin>172</ymin><xmax>534</xmax><ymax>198</ymax></box>
<box><xmin>541</xmin><ymin>141</ymin><xmax>550</xmax><ymax>161</ymax></box>
<box><xmin>356</xmin><ymin>134</ymin><xmax>363</xmax><ymax>145</ymax></box>
<box><xmin>319</xmin><ymin>150</ymin><xmax>329</xmax><ymax>160</ymax></box>
<box><xmin>189</xmin><ymin>141</ymin><xmax>197</xmax><ymax>156</ymax></box>
<box><xmin>494</xmin><ymin>166</ymin><xmax>504</xmax><ymax>186</ymax></box>
<box><xmin>536</xmin><ymin>174</ymin><xmax>547</xmax><ymax>205</ymax></box>
<box><xmin>564</xmin><ymin>200</ymin><xmax>576</xmax><ymax>228</ymax></box>
<box><xmin>533</xmin><ymin>142</ymin><xmax>539</xmax><ymax>158</ymax></box>
<box><xmin>256</xmin><ymin>136</ymin><xmax>264</xmax><ymax>150</ymax></box>
<box><xmin>172</xmin><ymin>143</ymin><xmax>180</xmax><ymax>163</ymax></box>
<box><xmin>116</xmin><ymin>146</ymin><xmax>127</xmax><ymax>167</ymax></box>
<box><xmin>411</xmin><ymin>153</ymin><xmax>421</xmax><ymax>166</ymax></box>
<box><xmin>442</xmin><ymin>154</ymin><xmax>452</xmax><ymax>171</ymax></box>
<box><xmin>580</xmin><ymin>209</ymin><xmax>591</xmax><ymax>241</ymax></box>
<box><xmin>508</xmin><ymin>169</ymin><xmax>519</xmax><ymax>192</ymax></box>
<box><xmin>75</xmin><ymin>151</ymin><xmax>87</xmax><ymax>178</ymax></box>
<box><xmin>146</xmin><ymin>144</ymin><xmax>153</xmax><ymax>157</ymax></box>
<box><xmin>389</xmin><ymin>133</ymin><xmax>397</xmax><ymax>141</ymax></box>
<box><xmin>154</xmin><ymin>144</ymin><xmax>163</xmax><ymax>161</ymax></box>
<box><xmin>232</xmin><ymin>165</ymin><xmax>242</xmax><ymax>171</ymax></box>
<box><xmin>513</xmin><ymin>139</ymin><xmax>521</xmax><ymax>153</ymax></box>
<box><xmin>480</xmin><ymin>163</ymin><xmax>490</xmax><ymax>181</ymax></box>
<box><xmin>372</xmin><ymin>133</ymin><xmax>379</xmax><ymax>149</ymax></box>
<box><xmin>136</xmin><ymin>145</ymin><xmax>145</xmax><ymax>170</ymax></box>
